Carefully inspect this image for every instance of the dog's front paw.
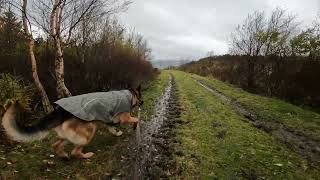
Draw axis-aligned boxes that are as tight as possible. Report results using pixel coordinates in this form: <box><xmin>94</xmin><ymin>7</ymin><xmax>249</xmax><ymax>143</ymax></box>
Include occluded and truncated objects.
<box><xmin>82</xmin><ymin>152</ymin><xmax>94</xmax><ymax>159</ymax></box>
<box><xmin>109</xmin><ymin>127</ymin><xmax>123</xmax><ymax>137</ymax></box>
<box><xmin>115</xmin><ymin>130</ymin><xmax>123</xmax><ymax>137</ymax></box>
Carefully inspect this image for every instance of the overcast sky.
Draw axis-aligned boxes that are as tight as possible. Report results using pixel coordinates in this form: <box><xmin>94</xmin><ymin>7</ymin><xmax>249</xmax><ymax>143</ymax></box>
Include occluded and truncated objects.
<box><xmin>119</xmin><ymin>0</ymin><xmax>320</xmax><ymax>61</ymax></box>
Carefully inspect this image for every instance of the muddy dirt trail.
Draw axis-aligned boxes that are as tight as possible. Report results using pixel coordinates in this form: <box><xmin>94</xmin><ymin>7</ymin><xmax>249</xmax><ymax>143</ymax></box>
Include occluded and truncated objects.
<box><xmin>195</xmin><ymin>79</ymin><xmax>320</xmax><ymax>167</ymax></box>
<box><xmin>126</xmin><ymin>75</ymin><xmax>181</xmax><ymax>179</ymax></box>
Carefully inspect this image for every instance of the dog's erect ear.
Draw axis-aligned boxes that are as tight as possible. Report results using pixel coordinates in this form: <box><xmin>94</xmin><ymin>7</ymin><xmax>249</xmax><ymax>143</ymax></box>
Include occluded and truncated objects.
<box><xmin>4</xmin><ymin>99</ymin><xmax>15</xmax><ymax>110</ymax></box>
<box><xmin>137</xmin><ymin>84</ymin><xmax>141</xmax><ymax>92</ymax></box>
<box><xmin>0</xmin><ymin>104</ymin><xmax>4</xmax><ymax>114</ymax></box>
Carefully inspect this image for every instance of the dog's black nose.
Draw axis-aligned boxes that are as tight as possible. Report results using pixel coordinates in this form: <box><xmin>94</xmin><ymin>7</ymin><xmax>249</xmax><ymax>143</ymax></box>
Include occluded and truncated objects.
<box><xmin>139</xmin><ymin>101</ymin><xmax>144</xmax><ymax>106</ymax></box>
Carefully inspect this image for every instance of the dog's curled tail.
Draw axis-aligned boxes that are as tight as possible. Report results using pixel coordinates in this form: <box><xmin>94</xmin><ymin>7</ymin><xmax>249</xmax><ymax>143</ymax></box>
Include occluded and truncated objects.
<box><xmin>1</xmin><ymin>102</ymin><xmax>69</xmax><ymax>142</ymax></box>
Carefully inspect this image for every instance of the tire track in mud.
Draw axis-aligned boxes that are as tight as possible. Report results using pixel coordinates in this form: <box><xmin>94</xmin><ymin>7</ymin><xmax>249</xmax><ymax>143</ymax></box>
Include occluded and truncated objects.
<box><xmin>128</xmin><ymin>75</ymin><xmax>181</xmax><ymax>179</ymax></box>
<box><xmin>195</xmin><ymin>79</ymin><xmax>320</xmax><ymax>167</ymax></box>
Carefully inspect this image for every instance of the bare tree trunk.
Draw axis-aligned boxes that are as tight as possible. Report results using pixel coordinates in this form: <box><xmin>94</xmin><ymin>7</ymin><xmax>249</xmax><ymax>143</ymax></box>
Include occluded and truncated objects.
<box><xmin>247</xmin><ymin>57</ymin><xmax>255</xmax><ymax>91</ymax></box>
<box><xmin>80</xmin><ymin>18</ymin><xmax>86</xmax><ymax>63</ymax></box>
<box><xmin>54</xmin><ymin>39</ymin><xmax>71</xmax><ymax>98</ymax></box>
<box><xmin>50</xmin><ymin>0</ymin><xmax>71</xmax><ymax>98</ymax></box>
<box><xmin>22</xmin><ymin>0</ymin><xmax>53</xmax><ymax>112</ymax></box>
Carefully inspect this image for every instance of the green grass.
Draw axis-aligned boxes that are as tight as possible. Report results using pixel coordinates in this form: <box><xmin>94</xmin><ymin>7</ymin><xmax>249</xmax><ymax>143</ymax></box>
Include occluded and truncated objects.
<box><xmin>2</xmin><ymin>70</ymin><xmax>319</xmax><ymax>179</ymax></box>
<box><xmin>191</xmin><ymin>73</ymin><xmax>320</xmax><ymax>141</ymax></box>
<box><xmin>171</xmin><ymin>70</ymin><xmax>319</xmax><ymax>179</ymax></box>
<box><xmin>0</xmin><ymin>71</ymin><xmax>170</xmax><ymax>179</ymax></box>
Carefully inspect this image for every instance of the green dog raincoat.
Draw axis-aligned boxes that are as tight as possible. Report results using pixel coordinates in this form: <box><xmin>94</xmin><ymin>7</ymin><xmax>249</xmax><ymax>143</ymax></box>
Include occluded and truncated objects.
<box><xmin>55</xmin><ymin>90</ymin><xmax>132</xmax><ymax>124</ymax></box>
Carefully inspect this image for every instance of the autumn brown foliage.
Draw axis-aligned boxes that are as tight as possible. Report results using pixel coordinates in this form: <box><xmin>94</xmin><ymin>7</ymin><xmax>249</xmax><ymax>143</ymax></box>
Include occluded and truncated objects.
<box><xmin>0</xmin><ymin>10</ymin><xmax>157</xmax><ymax>103</ymax></box>
<box><xmin>0</xmin><ymin>47</ymin><xmax>156</xmax><ymax>102</ymax></box>
<box><xmin>180</xmin><ymin>55</ymin><xmax>320</xmax><ymax>111</ymax></box>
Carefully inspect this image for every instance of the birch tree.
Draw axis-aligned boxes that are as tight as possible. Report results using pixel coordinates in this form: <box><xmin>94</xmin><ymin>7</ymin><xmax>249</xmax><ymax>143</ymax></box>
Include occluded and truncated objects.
<box><xmin>50</xmin><ymin>0</ymin><xmax>71</xmax><ymax>98</ymax></box>
<box><xmin>21</xmin><ymin>0</ymin><xmax>53</xmax><ymax>112</ymax></box>
<box><xmin>33</xmin><ymin>0</ymin><xmax>130</xmax><ymax>98</ymax></box>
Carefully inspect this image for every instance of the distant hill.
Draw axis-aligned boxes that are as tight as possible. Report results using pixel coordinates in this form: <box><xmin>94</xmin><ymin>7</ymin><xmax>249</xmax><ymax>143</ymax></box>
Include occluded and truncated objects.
<box><xmin>151</xmin><ymin>60</ymin><xmax>192</xmax><ymax>69</ymax></box>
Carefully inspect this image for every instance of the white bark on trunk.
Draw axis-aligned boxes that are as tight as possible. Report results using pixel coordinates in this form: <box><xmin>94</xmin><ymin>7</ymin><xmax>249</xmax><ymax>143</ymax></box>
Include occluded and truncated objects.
<box><xmin>22</xmin><ymin>0</ymin><xmax>53</xmax><ymax>112</ymax></box>
<box><xmin>50</xmin><ymin>0</ymin><xmax>71</xmax><ymax>98</ymax></box>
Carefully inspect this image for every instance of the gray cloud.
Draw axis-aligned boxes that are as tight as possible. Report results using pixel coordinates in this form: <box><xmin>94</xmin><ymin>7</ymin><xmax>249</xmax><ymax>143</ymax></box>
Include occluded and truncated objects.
<box><xmin>119</xmin><ymin>0</ymin><xmax>320</xmax><ymax>60</ymax></box>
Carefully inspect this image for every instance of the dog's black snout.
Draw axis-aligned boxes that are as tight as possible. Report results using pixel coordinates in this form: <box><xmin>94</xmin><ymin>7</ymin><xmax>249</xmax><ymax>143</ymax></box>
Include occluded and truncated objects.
<box><xmin>139</xmin><ymin>101</ymin><xmax>144</xmax><ymax>106</ymax></box>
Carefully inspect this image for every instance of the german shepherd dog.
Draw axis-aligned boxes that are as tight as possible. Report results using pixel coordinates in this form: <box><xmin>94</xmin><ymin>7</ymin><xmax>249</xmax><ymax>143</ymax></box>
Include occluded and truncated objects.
<box><xmin>1</xmin><ymin>86</ymin><xmax>143</xmax><ymax>159</ymax></box>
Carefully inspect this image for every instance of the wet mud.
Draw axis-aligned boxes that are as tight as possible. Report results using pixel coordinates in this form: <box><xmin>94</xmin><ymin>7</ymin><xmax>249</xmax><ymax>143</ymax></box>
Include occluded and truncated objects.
<box><xmin>196</xmin><ymin>80</ymin><xmax>320</xmax><ymax>167</ymax></box>
<box><xmin>128</xmin><ymin>75</ymin><xmax>181</xmax><ymax>179</ymax></box>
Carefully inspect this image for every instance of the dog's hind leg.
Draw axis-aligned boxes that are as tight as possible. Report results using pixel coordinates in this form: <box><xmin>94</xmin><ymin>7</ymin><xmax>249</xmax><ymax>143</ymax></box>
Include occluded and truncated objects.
<box><xmin>63</xmin><ymin>119</ymin><xmax>97</xmax><ymax>159</ymax></box>
<box><xmin>70</xmin><ymin>125</ymin><xmax>96</xmax><ymax>158</ymax></box>
<box><xmin>53</xmin><ymin>125</ymin><xmax>69</xmax><ymax>158</ymax></box>
<box><xmin>71</xmin><ymin>146</ymin><xmax>94</xmax><ymax>159</ymax></box>
<box><xmin>52</xmin><ymin>139</ymin><xmax>69</xmax><ymax>158</ymax></box>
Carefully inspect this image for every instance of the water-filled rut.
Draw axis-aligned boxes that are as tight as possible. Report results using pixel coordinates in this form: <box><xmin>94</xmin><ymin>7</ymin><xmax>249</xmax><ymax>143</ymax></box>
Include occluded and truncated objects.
<box><xmin>129</xmin><ymin>75</ymin><xmax>181</xmax><ymax>179</ymax></box>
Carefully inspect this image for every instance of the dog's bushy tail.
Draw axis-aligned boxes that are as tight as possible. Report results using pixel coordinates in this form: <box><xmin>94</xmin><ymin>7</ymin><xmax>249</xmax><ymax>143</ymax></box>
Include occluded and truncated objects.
<box><xmin>1</xmin><ymin>102</ymin><xmax>71</xmax><ymax>142</ymax></box>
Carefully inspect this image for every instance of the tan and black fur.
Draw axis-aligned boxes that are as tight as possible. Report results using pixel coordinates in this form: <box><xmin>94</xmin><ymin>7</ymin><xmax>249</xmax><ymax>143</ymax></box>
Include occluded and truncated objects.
<box><xmin>1</xmin><ymin>87</ymin><xmax>142</xmax><ymax>159</ymax></box>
